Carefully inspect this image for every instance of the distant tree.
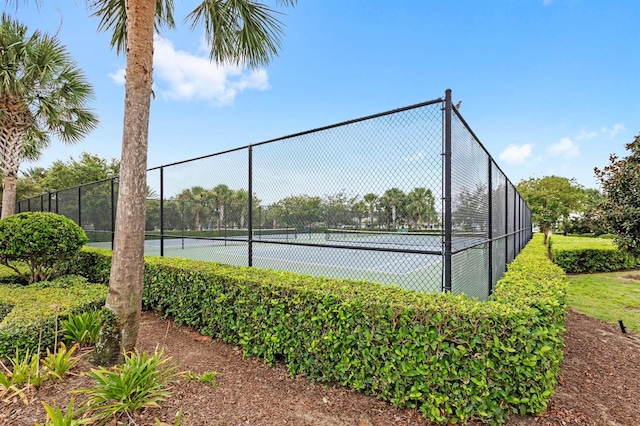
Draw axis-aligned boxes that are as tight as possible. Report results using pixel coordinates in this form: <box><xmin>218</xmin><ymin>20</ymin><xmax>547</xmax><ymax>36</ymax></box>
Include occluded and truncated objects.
<box><xmin>325</xmin><ymin>192</ymin><xmax>357</xmax><ymax>228</ymax></box>
<box><xmin>564</xmin><ymin>188</ymin><xmax>607</xmax><ymax>235</ymax></box>
<box><xmin>176</xmin><ymin>186</ymin><xmax>211</xmax><ymax>231</ymax></box>
<box><xmin>595</xmin><ymin>134</ymin><xmax>640</xmax><ymax>255</ymax></box>
<box><xmin>451</xmin><ymin>185</ymin><xmax>488</xmax><ymax>232</ymax></box>
<box><xmin>407</xmin><ymin>187</ymin><xmax>437</xmax><ymax>229</ymax></box>
<box><xmin>0</xmin><ymin>14</ymin><xmax>98</xmax><ymax>218</ymax></box>
<box><xmin>40</xmin><ymin>153</ymin><xmax>120</xmax><ymax>191</ymax></box>
<box><xmin>380</xmin><ymin>188</ymin><xmax>406</xmax><ymax>228</ymax></box>
<box><xmin>13</xmin><ymin>167</ymin><xmax>46</xmax><ymax>201</ymax></box>
<box><xmin>211</xmin><ymin>184</ymin><xmax>233</xmax><ymax>229</ymax></box>
<box><xmin>516</xmin><ymin>175</ymin><xmax>585</xmax><ymax>244</ymax></box>
<box><xmin>363</xmin><ymin>193</ymin><xmax>378</xmax><ymax>228</ymax></box>
<box><xmin>270</xmin><ymin>195</ymin><xmax>324</xmax><ymax>230</ymax></box>
<box><xmin>352</xmin><ymin>200</ymin><xmax>367</xmax><ymax>228</ymax></box>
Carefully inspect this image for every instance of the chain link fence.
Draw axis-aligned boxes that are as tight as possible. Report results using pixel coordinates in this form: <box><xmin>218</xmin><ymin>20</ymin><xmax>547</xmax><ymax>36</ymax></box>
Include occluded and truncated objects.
<box><xmin>16</xmin><ymin>90</ymin><xmax>531</xmax><ymax>300</ymax></box>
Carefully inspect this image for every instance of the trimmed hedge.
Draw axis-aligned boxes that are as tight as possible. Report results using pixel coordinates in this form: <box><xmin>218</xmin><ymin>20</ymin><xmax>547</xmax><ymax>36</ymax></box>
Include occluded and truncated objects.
<box><xmin>68</xmin><ymin>234</ymin><xmax>566</xmax><ymax>424</ymax></box>
<box><xmin>0</xmin><ymin>212</ymin><xmax>88</xmax><ymax>284</ymax></box>
<box><xmin>0</xmin><ymin>275</ymin><xmax>107</xmax><ymax>359</ymax></box>
<box><xmin>549</xmin><ymin>235</ymin><xmax>640</xmax><ymax>273</ymax></box>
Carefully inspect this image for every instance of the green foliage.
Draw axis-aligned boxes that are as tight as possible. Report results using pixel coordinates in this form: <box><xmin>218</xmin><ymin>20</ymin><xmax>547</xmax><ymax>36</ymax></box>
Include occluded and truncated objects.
<box><xmin>595</xmin><ymin>133</ymin><xmax>640</xmax><ymax>256</ymax></box>
<box><xmin>74</xmin><ymin>348</ymin><xmax>178</xmax><ymax>424</ymax></box>
<box><xmin>6</xmin><ymin>349</ymin><xmax>46</xmax><ymax>387</ymax></box>
<box><xmin>36</xmin><ymin>398</ymin><xmax>90</xmax><ymax>426</ymax></box>
<box><xmin>40</xmin><ymin>153</ymin><xmax>120</xmax><ymax>192</ymax></box>
<box><xmin>516</xmin><ymin>176</ymin><xmax>585</xmax><ymax>241</ymax></box>
<box><xmin>62</xmin><ymin>311</ymin><xmax>102</xmax><ymax>347</ymax></box>
<box><xmin>567</xmin><ymin>270</ymin><xmax>640</xmax><ymax>332</ymax></box>
<box><xmin>0</xmin><ymin>275</ymin><xmax>107</xmax><ymax>359</ymax></box>
<box><xmin>59</xmin><ymin>248</ymin><xmax>112</xmax><ymax>284</ymax></box>
<box><xmin>155</xmin><ymin>408</ymin><xmax>183</xmax><ymax>426</ymax></box>
<box><xmin>0</xmin><ymin>212</ymin><xmax>88</xmax><ymax>284</ymax></box>
<box><xmin>0</xmin><ymin>343</ymin><xmax>80</xmax><ymax>402</ymax></box>
<box><xmin>42</xmin><ymin>342</ymin><xmax>80</xmax><ymax>381</ymax></box>
<box><xmin>549</xmin><ymin>235</ymin><xmax>640</xmax><ymax>273</ymax></box>
<box><xmin>185</xmin><ymin>370</ymin><xmax>217</xmax><ymax>387</ymax></box>
<box><xmin>0</xmin><ymin>343</ymin><xmax>81</xmax><ymax>406</ymax></box>
<box><xmin>0</xmin><ymin>14</ymin><xmax>99</xmax><ymax>216</ymax></box>
<box><xmin>66</xmin><ymin>236</ymin><xmax>565</xmax><ymax>424</ymax></box>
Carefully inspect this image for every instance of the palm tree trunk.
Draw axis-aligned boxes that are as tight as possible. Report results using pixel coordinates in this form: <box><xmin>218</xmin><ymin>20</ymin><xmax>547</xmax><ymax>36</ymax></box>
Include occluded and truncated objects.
<box><xmin>91</xmin><ymin>0</ymin><xmax>155</xmax><ymax>366</ymax></box>
<box><xmin>391</xmin><ymin>205</ymin><xmax>397</xmax><ymax>228</ymax></box>
<box><xmin>1</xmin><ymin>171</ymin><xmax>18</xmax><ymax>218</ymax></box>
<box><xmin>0</xmin><ymin>96</ymin><xmax>31</xmax><ymax>219</ymax></box>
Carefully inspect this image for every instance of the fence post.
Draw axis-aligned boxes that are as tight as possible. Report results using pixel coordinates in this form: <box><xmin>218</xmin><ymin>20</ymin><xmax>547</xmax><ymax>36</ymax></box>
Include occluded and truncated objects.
<box><xmin>487</xmin><ymin>158</ymin><xmax>493</xmax><ymax>296</ymax></box>
<box><xmin>111</xmin><ymin>178</ymin><xmax>116</xmax><ymax>249</ymax></box>
<box><xmin>248</xmin><ymin>146</ymin><xmax>253</xmax><ymax>267</ymax></box>
<box><xmin>505</xmin><ymin>183</ymin><xmax>509</xmax><ymax>263</ymax></box>
<box><xmin>78</xmin><ymin>186</ymin><xmax>82</xmax><ymax>228</ymax></box>
<box><xmin>160</xmin><ymin>167</ymin><xmax>164</xmax><ymax>257</ymax></box>
<box><xmin>443</xmin><ymin>89</ymin><xmax>453</xmax><ymax>293</ymax></box>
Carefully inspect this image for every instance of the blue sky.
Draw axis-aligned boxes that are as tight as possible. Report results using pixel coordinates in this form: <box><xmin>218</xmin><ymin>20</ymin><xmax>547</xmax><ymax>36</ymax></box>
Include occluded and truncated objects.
<box><xmin>5</xmin><ymin>0</ymin><xmax>639</xmax><ymax>191</ymax></box>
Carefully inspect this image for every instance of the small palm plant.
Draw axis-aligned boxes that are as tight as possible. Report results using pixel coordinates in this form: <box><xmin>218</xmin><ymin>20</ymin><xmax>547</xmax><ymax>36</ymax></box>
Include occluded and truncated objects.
<box><xmin>73</xmin><ymin>348</ymin><xmax>178</xmax><ymax>424</ymax></box>
<box><xmin>62</xmin><ymin>311</ymin><xmax>102</xmax><ymax>347</ymax></box>
<box><xmin>36</xmin><ymin>398</ymin><xmax>91</xmax><ymax>426</ymax></box>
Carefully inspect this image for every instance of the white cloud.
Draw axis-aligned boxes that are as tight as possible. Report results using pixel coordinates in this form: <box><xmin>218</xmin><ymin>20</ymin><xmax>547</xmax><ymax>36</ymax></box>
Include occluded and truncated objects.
<box><xmin>542</xmin><ymin>0</ymin><xmax>553</xmax><ymax>5</ymax></box>
<box><xmin>108</xmin><ymin>68</ymin><xmax>126</xmax><ymax>85</ymax></box>
<box><xmin>499</xmin><ymin>144</ymin><xmax>532</xmax><ymax>164</ymax></box>
<box><xmin>548</xmin><ymin>137</ymin><xmax>579</xmax><ymax>158</ymax></box>
<box><xmin>404</xmin><ymin>151</ymin><xmax>425</xmax><ymax>162</ymax></box>
<box><xmin>575</xmin><ymin>129</ymin><xmax>598</xmax><ymax>140</ymax></box>
<box><xmin>108</xmin><ymin>36</ymin><xmax>270</xmax><ymax>105</ymax></box>
<box><xmin>601</xmin><ymin>123</ymin><xmax>625</xmax><ymax>138</ymax></box>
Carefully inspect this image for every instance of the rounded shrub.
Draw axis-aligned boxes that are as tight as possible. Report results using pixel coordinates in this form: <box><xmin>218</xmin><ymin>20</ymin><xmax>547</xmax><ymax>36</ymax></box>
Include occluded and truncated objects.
<box><xmin>0</xmin><ymin>212</ymin><xmax>88</xmax><ymax>284</ymax></box>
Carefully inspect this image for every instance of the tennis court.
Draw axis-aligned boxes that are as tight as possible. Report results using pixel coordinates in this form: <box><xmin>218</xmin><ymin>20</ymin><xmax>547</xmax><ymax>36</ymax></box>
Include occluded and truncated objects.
<box><xmin>86</xmin><ymin>229</ymin><xmax>444</xmax><ymax>293</ymax></box>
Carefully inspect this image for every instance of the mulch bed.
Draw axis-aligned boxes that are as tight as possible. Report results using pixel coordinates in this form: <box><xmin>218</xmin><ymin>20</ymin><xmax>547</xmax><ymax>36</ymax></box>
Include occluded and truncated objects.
<box><xmin>2</xmin><ymin>309</ymin><xmax>639</xmax><ymax>425</ymax></box>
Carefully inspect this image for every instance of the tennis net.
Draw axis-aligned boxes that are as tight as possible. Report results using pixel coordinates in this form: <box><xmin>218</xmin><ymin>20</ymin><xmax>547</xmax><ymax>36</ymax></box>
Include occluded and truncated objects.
<box><xmin>144</xmin><ymin>228</ymin><xmax>297</xmax><ymax>249</ymax></box>
<box><xmin>325</xmin><ymin>229</ymin><xmax>441</xmax><ymax>248</ymax></box>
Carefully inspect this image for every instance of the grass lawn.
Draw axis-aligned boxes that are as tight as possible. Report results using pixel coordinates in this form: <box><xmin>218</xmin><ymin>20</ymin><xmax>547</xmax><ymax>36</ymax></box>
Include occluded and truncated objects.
<box><xmin>567</xmin><ymin>270</ymin><xmax>640</xmax><ymax>332</ymax></box>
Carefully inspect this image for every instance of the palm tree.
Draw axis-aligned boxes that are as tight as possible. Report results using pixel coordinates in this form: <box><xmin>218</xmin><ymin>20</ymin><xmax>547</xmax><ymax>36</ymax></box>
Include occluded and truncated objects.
<box><xmin>232</xmin><ymin>188</ymin><xmax>249</xmax><ymax>229</ymax></box>
<box><xmin>352</xmin><ymin>200</ymin><xmax>367</xmax><ymax>228</ymax></box>
<box><xmin>381</xmin><ymin>188</ymin><xmax>405</xmax><ymax>229</ymax></box>
<box><xmin>211</xmin><ymin>184</ymin><xmax>233</xmax><ymax>229</ymax></box>
<box><xmin>175</xmin><ymin>186</ymin><xmax>210</xmax><ymax>231</ymax></box>
<box><xmin>363</xmin><ymin>193</ymin><xmax>378</xmax><ymax>228</ymax></box>
<box><xmin>0</xmin><ymin>14</ymin><xmax>98</xmax><ymax>218</ymax></box>
<box><xmin>84</xmin><ymin>0</ymin><xmax>298</xmax><ymax>365</ymax></box>
<box><xmin>407</xmin><ymin>187</ymin><xmax>436</xmax><ymax>229</ymax></box>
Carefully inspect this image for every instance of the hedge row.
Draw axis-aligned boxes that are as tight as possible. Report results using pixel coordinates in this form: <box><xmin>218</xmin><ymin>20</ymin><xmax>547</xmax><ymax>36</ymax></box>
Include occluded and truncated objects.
<box><xmin>67</xmin><ymin>233</ymin><xmax>566</xmax><ymax>424</ymax></box>
<box><xmin>549</xmin><ymin>235</ymin><xmax>640</xmax><ymax>273</ymax></box>
<box><xmin>0</xmin><ymin>275</ymin><xmax>107</xmax><ymax>358</ymax></box>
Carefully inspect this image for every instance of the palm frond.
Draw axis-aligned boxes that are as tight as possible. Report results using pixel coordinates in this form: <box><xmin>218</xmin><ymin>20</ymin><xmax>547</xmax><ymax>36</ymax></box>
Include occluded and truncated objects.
<box><xmin>89</xmin><ymin>0</ymin><xmax>176</xmax><ymax>55</ymax></box>
<box><xmin>185</xmin><ymin>0</ymin><xmax>296</xmax><ymax>69</ymax></box>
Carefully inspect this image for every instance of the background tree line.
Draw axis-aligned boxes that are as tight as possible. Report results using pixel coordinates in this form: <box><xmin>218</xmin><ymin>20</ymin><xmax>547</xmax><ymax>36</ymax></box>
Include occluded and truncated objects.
<box><xmin>149</xmin><ymin>187</ymin><xmax>440</xmax><ymax>234</ymax></box>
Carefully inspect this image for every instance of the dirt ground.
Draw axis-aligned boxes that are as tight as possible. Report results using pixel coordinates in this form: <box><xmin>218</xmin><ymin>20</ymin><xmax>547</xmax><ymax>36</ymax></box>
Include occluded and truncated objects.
<box><xmin>2</xmin><ymin>308</ymin><xmax>639</xmax><ymax>425</ymax></box>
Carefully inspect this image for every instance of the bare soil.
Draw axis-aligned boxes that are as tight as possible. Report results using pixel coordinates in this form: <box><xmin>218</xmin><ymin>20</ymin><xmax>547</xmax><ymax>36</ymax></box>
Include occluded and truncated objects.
<box><xmin>2</xmin><ymin>309</ymin><xmax>639</xmax><ymax>425</ymax></box>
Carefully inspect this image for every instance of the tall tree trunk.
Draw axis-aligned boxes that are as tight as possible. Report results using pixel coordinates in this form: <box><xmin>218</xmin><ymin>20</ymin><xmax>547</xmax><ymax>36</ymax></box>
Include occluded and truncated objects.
<box><xmin>1</xmin><ymin>172</ymin><xmax>17</xmax><ymax>218</ymax></box>
<box><xmin>91</xmin><ymin>0</ymin><xmax>155</xmax><ymax>366</ymax></box>
<box><xmin>0</xmin><ymin>95</ymin><xmax>31</xmax><ymax>219</ymax></box>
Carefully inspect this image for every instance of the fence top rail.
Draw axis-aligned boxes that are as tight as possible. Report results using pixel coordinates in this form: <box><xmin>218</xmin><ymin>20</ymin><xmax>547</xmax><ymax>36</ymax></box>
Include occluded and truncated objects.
<box><xmin>148</xmin><ymin>96</ymin><xmax>444</xmax><ymax>171</ymax></box>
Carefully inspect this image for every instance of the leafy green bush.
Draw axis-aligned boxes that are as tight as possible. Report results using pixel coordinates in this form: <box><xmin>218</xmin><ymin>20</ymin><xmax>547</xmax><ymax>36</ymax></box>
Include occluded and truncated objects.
<box><xmin>59</xmin><ymin>247</ymin><xmax>111</xmax><ymax>284</ymax></box>
<box><xmin>0</xmin><ymin>275</ymin><xmax>107</xmax><ymax>359</ymax></box>
<box><xmin>549</xmin><ymin>234</ymin><xmax>640</xmax><ymax>273</ymax></box>
<box><xmin>66</xmin><ymin>235</ymin><xmax>565</xmax><ymax>424</ymax></box>
<box><xmin>0</xmin><ymin>212</ymin><xmax>88</xmax><ymax>284</ymax></box>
